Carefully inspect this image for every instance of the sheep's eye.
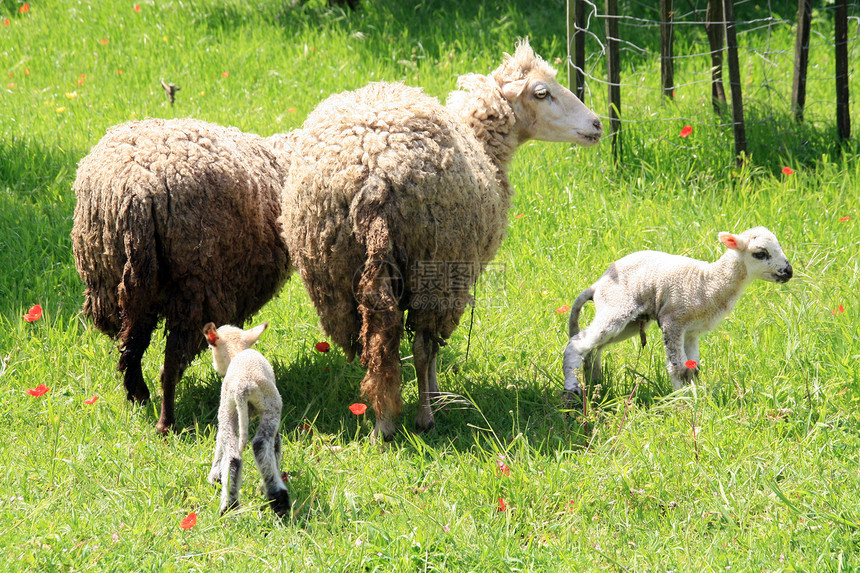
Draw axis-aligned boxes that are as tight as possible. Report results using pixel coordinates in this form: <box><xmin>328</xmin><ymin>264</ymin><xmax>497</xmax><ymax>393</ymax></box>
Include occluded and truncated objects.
<box><xmin>534</xmin><ymin>87</ymin><xmax>549</xmax><ymax>100</ymax></box>
<box><xmin>752</xmin><ymin>250</ymin><xmax>770</xmax><ymax>260</ymax></box>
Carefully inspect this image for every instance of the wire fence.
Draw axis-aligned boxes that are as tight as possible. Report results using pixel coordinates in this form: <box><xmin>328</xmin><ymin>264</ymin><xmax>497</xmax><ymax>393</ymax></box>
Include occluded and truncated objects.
<box><xmin>565</xmin><ymin>0</ymin><xmax>860</xmax><ymax>168</ymax></box>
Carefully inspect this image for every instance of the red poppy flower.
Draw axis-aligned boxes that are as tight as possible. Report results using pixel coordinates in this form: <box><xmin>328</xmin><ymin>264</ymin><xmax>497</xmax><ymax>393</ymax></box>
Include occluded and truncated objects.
<box><xmin>26</xmin><ymin>384</ymin><xmax>50</xmax><ymax>397</ymax></box>
<box><xmin>24</xmin><ymin>69</ymin><xmax>29</xmax><ymax>75</ymax></box>
<box><xmin>134</xmin><ymin>4</ymin><xmax>141</xmax><ymax>12</ymax></box>
<box><xmin>222</xmin><ymin>71</ymin><xmax>229</xmax><ymax>78</ymax></box>
<box><xmin>23</xmin><ymin>304</ymin><xmax>42</xmax><ymax>322</ymax></box>
<box><xmin>685</xmin><ymin>360</ymin><xmax>697</xmax><ymax>369</ymax></box>
<box><xmin>839</xmin><ymin>216</ymin><xmax>850</xmax><ymax>222</ymax></box>
<box><xmin>287</xmin><ymin>107</ymin><xmax>296</xmax><ymax>113</ymax></box>
<box><xmin>832</xmin><ymin>305</ymin><xmax>844</xmax><ymax>315</ymax></box>
<box><xmin>116</xmin><ymin>69</ymin><xmax>123</xmax><ymax>75</ymax></box>
<box><xmin>84</xmin><ymin>395</ymin><xmax>99</xmax><ymax>405</ymax></box>
<box><xmin>20</xmin><ymin>3</ymin><xmax>30</xmax><ymax>13</ymax></box>
<box><xmin>7</xmin><ymin>72</ymin><xmax>11</xmax><ymax>78</ymax></box>
<box><xmin>348</xmin><ymin>403</ymin><xmax>367</xmax><ymax>415</ymax></box>
<box><xmin>679</xmin><ymin>125</ymin><xmax>692</xmax><ymax>138</ymax></box>
<box><xmin>7</xmin><ymin>83</ymin><xmax>13</xmax><ymax>89</ymax></box>
<box><xmin>497</xmin><ymin>497</ymin><xmax>507</xmax><ymax>512</ymax></box>
<box><xmin>497</xmin><ymin>461</ymin><xmax>510</xmax><ymax>476</ymax></box>
<box><xmin>179</xmin><ymin>512</ymin><xmax>197</xmax><ymax>529</ymax></box>
<box><xmin>3</xmin><ymin>18</ymin><xmax>10</xmax><ymax>27</ymax></box>
<box><xmin>555</xmin><ymin>305</ymin><xmax>571</xmax><ymax>314</ymax></box>
<box><xmin>314</xmin><ymin>341</ymin><xmax>330</xmax><ymax>353</ymax></box>
<box><xmin>781</xmin><ymin>167</ymin><xmax>794</xmax><ymax>175</ymax></box>
<box><xmin>514</xmin><ymin>213</ymin><xmax>525</xmax><ymax>219</ymax></box>
<box><xmin>100</xmin><ymin>38</ymin><xmax>109</xmax><ymax>45</ymax></box>
<box><xmin>300</xmin><ymin>422</ymin><xmax>313</xmax><ymax>436</ymax></box>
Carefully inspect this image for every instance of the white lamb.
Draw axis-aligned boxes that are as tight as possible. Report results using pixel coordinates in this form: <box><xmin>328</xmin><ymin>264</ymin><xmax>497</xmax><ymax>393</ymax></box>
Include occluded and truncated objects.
<box><xmin>203</xmin><ymin>322</ymin><xmax>291</xmax><ymax>517</ymax></box>
<box><xmin>562</xmin><ymin>227</ymin><xmax>793</xmax><ymax>396</ymax></box>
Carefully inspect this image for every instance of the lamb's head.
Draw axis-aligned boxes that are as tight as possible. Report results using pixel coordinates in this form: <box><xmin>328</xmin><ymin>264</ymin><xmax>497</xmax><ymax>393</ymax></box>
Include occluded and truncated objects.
<box><xmin>202</xmin><ymin>322</ymin><xmax>268</xmax><ymax>376</ymax></box>
<box><xmin>492</xmin><ymin>39</ymin><xmax>602</xmax><ymax>146</ymax></box>
<box><xmin>719</xmin><ymin>227</ymin><xmax>793</xmax><ymax>284</ymax></box>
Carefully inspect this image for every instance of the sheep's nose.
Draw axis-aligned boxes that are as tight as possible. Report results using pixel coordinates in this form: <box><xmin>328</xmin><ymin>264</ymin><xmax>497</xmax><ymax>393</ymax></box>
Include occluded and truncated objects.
<box><xmin>777</xmin><ymin>263</ymin><xmax>793</xmax><ymax>282</ymax></box>
<box><xmin>593</xmin><ymin>119</ymin><xmax>603</xmax><ymax>132</ymax></box>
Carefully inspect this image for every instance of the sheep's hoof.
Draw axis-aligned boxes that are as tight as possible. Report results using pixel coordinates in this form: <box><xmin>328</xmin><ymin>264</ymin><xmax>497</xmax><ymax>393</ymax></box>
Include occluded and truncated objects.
<box><xmin>220</xmin><ymin>500</ymin><xmax>240</xmax><ymax>516</ymax></box>
<box><xmin>414</xmin><ymin>415</ymin><xmax>436</xmax><ymax>434</ymax></box>
<box><xmin>154</xmin><ymin>419</ymin><xmax>174</xmax><ymax>435</ymax></box>
<box><xmin>265</xmin><ymin>490</ymin><xmax>292</xmax><ymax>518</ymax></box>
<box><xmin>562</xmin><ymin>389</ymin><xmax>582</xmax><ymax>409</ymax></box>
<box><xmin>208</xmin><ymin>472</ymin><xmax>221</xmax><ymax>485</ymax></box>
<box><xmin>370</xmin><ymin>420</ymin><xmax>396</xmax><ymax>443</ymax></box>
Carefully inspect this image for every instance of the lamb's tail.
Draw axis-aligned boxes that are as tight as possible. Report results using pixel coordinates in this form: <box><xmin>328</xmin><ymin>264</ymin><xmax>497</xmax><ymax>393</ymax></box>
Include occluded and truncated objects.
<box><xmin>568</xmin><ymin>286</ymin><xmax>595</xmax><ymax>338</ymax></box>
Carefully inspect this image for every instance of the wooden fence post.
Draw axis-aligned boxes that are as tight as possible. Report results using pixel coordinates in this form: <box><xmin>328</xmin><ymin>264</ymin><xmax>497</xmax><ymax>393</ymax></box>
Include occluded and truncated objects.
<box><xmin>567</xmin><ymin>0</ymin><xmax>587</xmax><ymax>100</ymax></box>
<box><xmin>660</xmin><ymin>0</ymin><xmax>674</xmax><ymax>99</ymax></box>
<box><xmin>791</xmin><ymin>0</ymin><xmax>813</xmax><ymax>121</ymax></box>
<box><xmin>722</xmin><ymin>0</ymin><xmax>747</xmax><ymax>164</ymax></box>
<box><xmin>606</xmin><ymin>0</ymin><xmax>622</xmax><ymax>162</ymax></box>
<box><xmin>705</xmin><ymin>0</ymin><xmax>727</xmax><ymax>114</ymax></box>
<box><xmin>835</xmin><ymin>0</ymin><xmax>851</xmax><ymax>141</ymax></box>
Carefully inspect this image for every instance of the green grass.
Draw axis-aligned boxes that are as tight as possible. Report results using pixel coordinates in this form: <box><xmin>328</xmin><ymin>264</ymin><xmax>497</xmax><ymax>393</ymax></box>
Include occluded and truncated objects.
<box><xmin>2</xmin><ymin>0</ymin><xmax>859</xmax><ymax>570</ymax></box>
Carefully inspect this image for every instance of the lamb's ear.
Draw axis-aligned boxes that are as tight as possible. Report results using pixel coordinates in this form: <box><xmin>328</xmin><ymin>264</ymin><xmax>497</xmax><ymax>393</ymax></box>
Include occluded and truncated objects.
<box><xmin>501</xmin><ymin>78</ymin><xmax>528</xmax><ymax>101</ymax></box>
<box><xmin>719</xmin><ymin>232</ymin><xmax>748</xmax><ymax>251</ymax></box>
<box><xmin>243</xmin><ymin>322</ymin><xmax>268</xmax><ymax>347</ymax></box>
<box><xmin>202</xmin><ymin>323</ymin><xmax>219</xmax><ymax>346</ymax></box>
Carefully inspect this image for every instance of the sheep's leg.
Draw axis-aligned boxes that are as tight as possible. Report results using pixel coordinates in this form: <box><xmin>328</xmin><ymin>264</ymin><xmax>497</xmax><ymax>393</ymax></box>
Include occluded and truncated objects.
<box><xmin>684</xmin><ymin>335</ymin><xmax>701</xmax><ymax>382</ymax></box>
<box><xmin>216</xmin><ymin>397</ymin><xmax>242</xmax><ymax>515</ymax></box>
<box><xmin>155</xmin><ymin>329</ymin><xmax>192</xmax><ymax>434</ymax></box>
<box><xmin>661</xmin><ymin>321</ymin><xmax>688</xmax><ymax>391</ymax></box>
<box><xmin>252</xmin><ymin>407</ymin><xmax>291</xmax><ymax>517</ymax></box>
<box><xmin>117</xmin><ymin>312</ymin><xmax>158</xmax><ymax>404</ymax></box>
<box><xmin>413</xmin><ymin>331</ymin><xmax>439</xmax><ymax>433</ymax></box>
<box><xmin>563</xmin><ymin>314</ymin><xmax>631</xmax><ymax>399</ymax></box>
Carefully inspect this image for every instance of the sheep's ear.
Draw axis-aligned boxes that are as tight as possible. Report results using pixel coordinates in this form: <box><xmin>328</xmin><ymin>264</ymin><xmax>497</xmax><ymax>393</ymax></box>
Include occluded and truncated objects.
<box><xmin>719</xmin><ymin>232</ymin><xmax>748</xmax><ymax>251</ymax></box>
<box><xmin>202</xmin><ymin>323</ymin><xmax>219</xmax><ymax>346</ymax></box>
<box><xmin>243</xmin><ymin>322</ymin><xmax>268</xmax><ymax>347</ymax></box>
<box><xmin>501</xmin><ymin>78</ymin><xmax>528</xmax><ymax>101</ymax></box>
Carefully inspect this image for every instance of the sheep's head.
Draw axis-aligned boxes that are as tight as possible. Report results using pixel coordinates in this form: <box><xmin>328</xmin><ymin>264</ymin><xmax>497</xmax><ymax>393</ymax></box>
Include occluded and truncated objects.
<box><xmin>492</xmin><ymin>39</ymin><xmax>602</xmax><ymax>147</ymax></box>
<box><xmin>719</xmin><ymin>227</ymin><xmax>793</xmax><ymax>284</ymax></box>
<box><xmin>202</xmin><ymin>322</ymin><xmax>268</xmax><ymax>376</ymax></box>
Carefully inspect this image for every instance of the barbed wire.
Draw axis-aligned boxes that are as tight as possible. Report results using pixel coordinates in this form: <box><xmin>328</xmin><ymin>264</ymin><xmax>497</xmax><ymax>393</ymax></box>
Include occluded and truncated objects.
<box><xmin>566</xmin><ymin>0</ymin><xmax>860</xmax><ymax>163</ymax></box>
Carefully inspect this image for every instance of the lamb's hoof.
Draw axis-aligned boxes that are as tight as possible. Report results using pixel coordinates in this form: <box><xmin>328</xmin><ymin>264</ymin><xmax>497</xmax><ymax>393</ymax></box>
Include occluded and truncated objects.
<box><xmin>220</xmin><ymin>500</ymin><xmax>240</xmax><ymax>516</ymax></box>
<box><xmin>266</xmin><ymin>490</ymin><xmax>292</xmax><ymax>518</ymax></box>
<box><xmin>208</xmin><ymin>472</ymin><xmax>221</xmax><ymax>485</ymax></box>
<box><xmin>562</xmin><ymin>389</ymin><xmax>582</xmax><ymax>409</ymax></box>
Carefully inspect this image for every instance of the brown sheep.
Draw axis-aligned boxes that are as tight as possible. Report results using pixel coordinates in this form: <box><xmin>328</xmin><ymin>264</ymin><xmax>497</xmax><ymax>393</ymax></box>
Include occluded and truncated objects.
<box><xmin>71</xmin><ymin>118</ymin><xmax>291</xmax><ymax>433</ymax></box>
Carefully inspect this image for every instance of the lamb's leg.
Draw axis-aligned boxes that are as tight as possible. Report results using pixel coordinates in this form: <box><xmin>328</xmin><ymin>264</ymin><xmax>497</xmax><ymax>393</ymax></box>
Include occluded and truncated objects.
<box><xmin>252</xmin><ymin>407</ymin><xmax>291</xmax><ymax>517</ymax></box>
<box><xmin>220</xmin><ymin>399</ymin><xmax>248</xmax><ymax>515</ymax></box>
<box><xmin>661</xmin><ymin>321</ymin><xmax>688</xmax><ymax>391</ymax></box>
<box><xmin>217</xmin><ymin>398</ymin><xmax>242</xmax><ymax>515</ymax></box>
<box><xmin>684</xmin><ymin>335</ymin><xmax>701</xmax><ymax>381</ymax></box>
<box><xmin>117</xmin><ymin>312</ymin><xmax>158</xmax><ymax>403</ymax></box>
<box><xmin>413</xmin><ymin>331</ymin><xmax>439</xmax><ymax>433</ymax></box>
<box><xmin>563</xmin><ymin>313</ymin><xmax>631</xmax><ymax>399</ymax></box>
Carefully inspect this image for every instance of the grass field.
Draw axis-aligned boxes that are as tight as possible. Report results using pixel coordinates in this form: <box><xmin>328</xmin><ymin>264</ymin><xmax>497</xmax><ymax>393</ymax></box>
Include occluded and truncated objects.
<box><xmin>1</xmin><ymin>1</ymin><xmax>859</xmax><ymax>570</ymax></box>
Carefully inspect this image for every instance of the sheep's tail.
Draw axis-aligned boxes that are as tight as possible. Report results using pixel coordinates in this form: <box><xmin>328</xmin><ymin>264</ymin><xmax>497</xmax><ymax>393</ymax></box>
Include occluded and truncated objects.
<box><xmin>115</xmin><ymin>195</ymin><xmax>161</xmax><ymax>371</ymax></box>
<box><xmin>568</xmin><ymin>286</ymin><xmax>595</xmax><ymax>338</ymax></box>
<box><xmin>355</xmin><ymin>207</ymin><xmax>404</xmax><ymax>439</ymax></box>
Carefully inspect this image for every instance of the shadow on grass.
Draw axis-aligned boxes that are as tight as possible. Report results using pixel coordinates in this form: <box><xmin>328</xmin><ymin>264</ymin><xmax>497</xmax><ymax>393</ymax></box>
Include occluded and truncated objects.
<box><xmin>168</xmin><ymin>337</ymin><xmax>679</xmax><ymax>456</ymax></box>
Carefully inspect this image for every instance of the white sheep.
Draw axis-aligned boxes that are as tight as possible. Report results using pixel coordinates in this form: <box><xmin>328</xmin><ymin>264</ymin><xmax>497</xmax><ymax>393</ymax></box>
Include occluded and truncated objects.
<box><xmin>281</xmin><ymin>39</ymin><xmax>603</xmax><ymax>440</ymax></box>
<box><xmin>562</xmin><ymin>227</ymin><xmax>793</xmax><ymax>396</ymax></box>
<box><xmin>203</xmin><ymin>322</ymin><xmax>291</xmax><ymax>517</ymax></box>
